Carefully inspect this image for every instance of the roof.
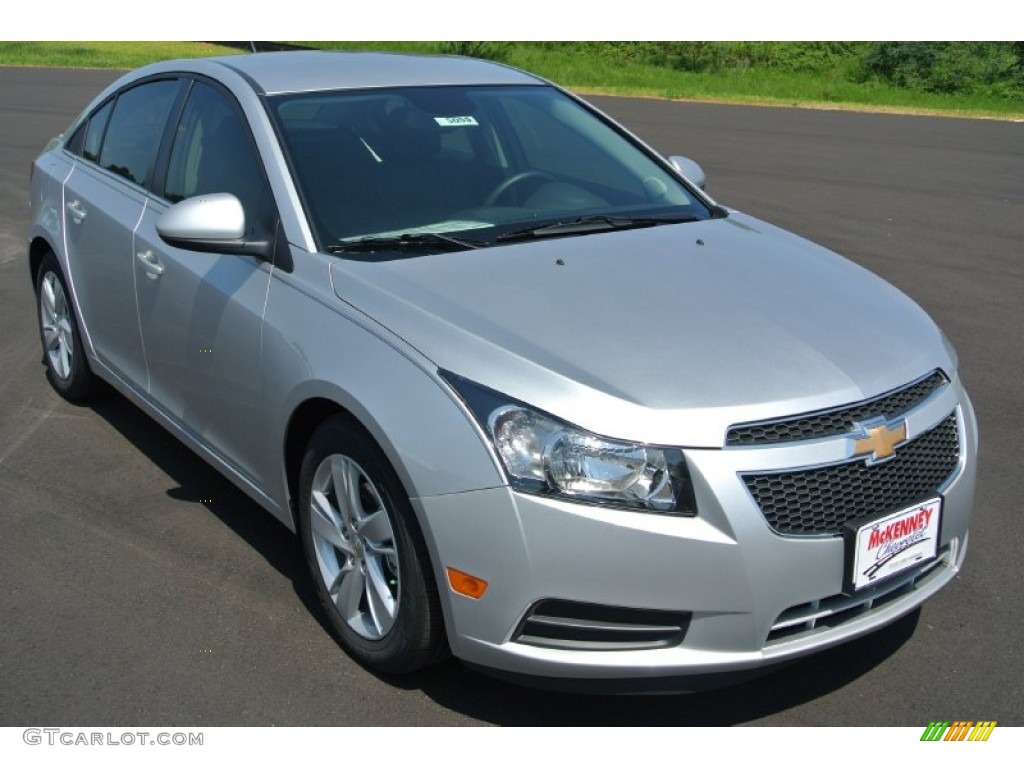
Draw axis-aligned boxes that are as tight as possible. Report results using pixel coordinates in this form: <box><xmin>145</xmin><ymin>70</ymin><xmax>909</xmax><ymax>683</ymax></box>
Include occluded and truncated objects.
<box><xmin>205</xmin><ymin>51</ymin><xmax>544</xmax><ymax>95</ymax></box>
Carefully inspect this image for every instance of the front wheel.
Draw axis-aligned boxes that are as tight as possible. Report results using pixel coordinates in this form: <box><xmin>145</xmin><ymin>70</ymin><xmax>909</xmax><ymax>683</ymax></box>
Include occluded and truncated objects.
<box><xmin>298</xmin><ymin>416</ymin><xmax>445</xmax><ymax>674</ymax></box>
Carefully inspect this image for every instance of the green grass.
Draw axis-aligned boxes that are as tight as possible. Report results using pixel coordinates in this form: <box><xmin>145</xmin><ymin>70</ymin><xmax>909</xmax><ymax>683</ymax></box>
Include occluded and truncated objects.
<box><xmin>2</xmin><ymin>41</ymin><xmax>1022</xmax><ymax>119</ymax></box>
<box><xmin>0</xmin><ymin>41</ymin><xmax>241</xmax><ymax>69</ymax></box>
<box><xmin>309</xmin><ymin>42</ymin><xmax>1024</xmax><ymax>119</ymax></box>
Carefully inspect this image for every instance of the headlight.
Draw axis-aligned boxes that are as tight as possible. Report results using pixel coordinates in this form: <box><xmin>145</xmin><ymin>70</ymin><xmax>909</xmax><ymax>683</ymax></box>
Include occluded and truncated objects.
<box><xmin>442</xmin><ymin>373</ymin><xmax>696</xmax><ymax>515</ymax></box>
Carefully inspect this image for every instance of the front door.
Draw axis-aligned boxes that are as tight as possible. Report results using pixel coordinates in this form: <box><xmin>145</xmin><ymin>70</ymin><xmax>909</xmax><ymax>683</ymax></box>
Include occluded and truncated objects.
<box><xmin>133</xmin><ymin>80</ymin><xmax>278</xmax><ymax>485</ymax></box>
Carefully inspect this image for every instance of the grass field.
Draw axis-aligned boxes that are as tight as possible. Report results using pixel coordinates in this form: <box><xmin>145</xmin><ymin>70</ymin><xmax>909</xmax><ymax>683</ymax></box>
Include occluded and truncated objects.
<box><xmin>1</xmin><ymin>41</ymin><xmax>1021</xmax><ymax>119</ymax></box>
<box><xmin>0</xmin><ymin>41</ymin><xmax>240</xmax><ymax>69</ymax></box>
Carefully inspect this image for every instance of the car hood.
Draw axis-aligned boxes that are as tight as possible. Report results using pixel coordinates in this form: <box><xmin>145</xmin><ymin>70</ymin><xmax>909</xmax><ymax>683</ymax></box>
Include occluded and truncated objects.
<box><xmin>329</xmin><ymin>212</ymin><xmax>953</xmax><ymax>447</ymax></box>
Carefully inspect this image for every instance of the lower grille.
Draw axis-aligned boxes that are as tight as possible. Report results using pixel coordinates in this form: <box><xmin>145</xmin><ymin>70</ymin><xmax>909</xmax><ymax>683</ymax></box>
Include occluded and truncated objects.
<box><xmin>765</xmin><ymin>545</ymin><xmax>952</xmax><ymax>645</ymax></box>
<box><xmin>743</xmin><ymin>412</ymin><xmax>960</xmax><ymax>536</ymax></box>
<box><xmin>512</xmin><ymin>599</ymin><xmax>691</xmax><ymax>651</ymax></box>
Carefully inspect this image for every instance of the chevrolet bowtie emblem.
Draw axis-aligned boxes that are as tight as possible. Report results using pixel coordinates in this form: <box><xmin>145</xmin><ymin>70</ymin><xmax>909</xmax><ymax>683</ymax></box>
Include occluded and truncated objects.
<box><xmin>850</xmin><ymin>418</ymin><xmax>908</xmax><ymax>463</ymax></box>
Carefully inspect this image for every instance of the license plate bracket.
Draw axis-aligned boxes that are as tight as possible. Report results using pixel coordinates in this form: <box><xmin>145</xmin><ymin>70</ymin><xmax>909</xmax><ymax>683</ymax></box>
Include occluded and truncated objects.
<box><xmin>843</xmin><ymin>497</ymin><xmax>942</xmax><ymax>594</ymax></box>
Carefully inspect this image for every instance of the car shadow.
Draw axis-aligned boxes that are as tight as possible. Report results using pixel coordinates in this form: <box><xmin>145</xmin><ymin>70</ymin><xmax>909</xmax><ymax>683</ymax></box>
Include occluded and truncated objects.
<box><xmin>88</xmin><ymin>386</ymin><xmax>920</xmax><ymax>726</ymax></box>
<box><xmin>87</xmin><ymin>388</ymin><xmax>337</xmax><ymax>640</ymax></box>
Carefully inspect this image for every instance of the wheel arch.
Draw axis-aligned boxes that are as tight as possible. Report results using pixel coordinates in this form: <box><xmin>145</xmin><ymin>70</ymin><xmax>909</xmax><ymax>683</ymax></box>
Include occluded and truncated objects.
<box><xmin>281</xmin><ymin>390</ymin><xmax>433</xmax><ymax>533</ymax></box>
<box><xmin>283</xmin><ymin>396</ymin><xmax>352</xmax><ymax>528</ymax></box>
<box><xmin>281</xmin><ymin>392</ymin><xmax>459</xmax><ymax>651</ymax></box>
<box><xmin>29</xmin><ymin>235</ymin><xmax>56</xmax><ymax>287</ymax></box>
<box><xmin>277</xmin><ymin>360</ymin><xmax>504</xmax><ymax>525</ymax></box>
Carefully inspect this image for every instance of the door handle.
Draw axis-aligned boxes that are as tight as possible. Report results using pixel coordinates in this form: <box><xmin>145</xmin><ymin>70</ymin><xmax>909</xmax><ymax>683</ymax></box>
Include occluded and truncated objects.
<box><xmin>136</xmin><ymin>249</ymin><xmax>165</xmax><ymax>277</ymax></box>
<box><xmin>66</xmin><ymin>199</ymin><xmax>87</xmax><ymax>223</ymax></box>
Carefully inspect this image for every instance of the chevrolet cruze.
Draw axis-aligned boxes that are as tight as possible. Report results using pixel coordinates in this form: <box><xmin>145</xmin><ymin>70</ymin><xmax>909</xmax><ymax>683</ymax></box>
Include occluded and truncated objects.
<box><xmin>28</xmin><ymin>51</ymin><xmax>977</xmax><ymax>690</ymax></box>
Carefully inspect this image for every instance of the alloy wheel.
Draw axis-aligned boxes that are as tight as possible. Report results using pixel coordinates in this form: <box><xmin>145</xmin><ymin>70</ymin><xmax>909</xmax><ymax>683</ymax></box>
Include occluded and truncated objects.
<box><xmin>309</xmin><ymin>454</ymin><xmax>401</xmax><ymax>640</ymax></box>
<box><xmin>39</xmin><ymin>270</ymin><xmax>73</xmax><ymax>381</ymax></box>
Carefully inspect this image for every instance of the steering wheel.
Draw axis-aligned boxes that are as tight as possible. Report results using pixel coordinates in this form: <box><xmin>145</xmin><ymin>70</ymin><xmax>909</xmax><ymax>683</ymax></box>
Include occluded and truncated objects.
<box><xmin>483</xmin><ymin>171</ymin><xmax>556</xmax><ymax>206</ymax></box>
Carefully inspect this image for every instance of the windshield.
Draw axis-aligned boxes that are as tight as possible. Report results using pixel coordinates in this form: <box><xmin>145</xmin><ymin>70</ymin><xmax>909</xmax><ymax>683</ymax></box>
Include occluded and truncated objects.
<box><xmin>269</xmin><ymin>85</ymin><xmax>713</xmax><ymax>252</ymax></box>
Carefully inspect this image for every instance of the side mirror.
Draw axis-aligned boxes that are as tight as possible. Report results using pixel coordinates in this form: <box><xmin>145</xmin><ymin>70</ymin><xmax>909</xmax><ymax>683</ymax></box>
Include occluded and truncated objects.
<box><xmin>667</xmin><ymin>155</ymin><xmax>707</xmax><ymax>191</ymax></box>
<box><xmin>157</xmin><ymin>193</ymin><xmax>271</xmax><ymax>258</ymax></box>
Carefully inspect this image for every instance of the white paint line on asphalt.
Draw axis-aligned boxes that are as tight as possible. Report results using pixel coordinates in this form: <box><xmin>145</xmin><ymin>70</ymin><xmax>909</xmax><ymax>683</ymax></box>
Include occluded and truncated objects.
<box><xmin>0</xmin><ymin>397</ymin><xmax>58</xmax><ymax>465</ymax></box>
<box><xmin>0</xmin><ymin>231</ymin><xmax>22</xmax><ymax>266</ymax></box>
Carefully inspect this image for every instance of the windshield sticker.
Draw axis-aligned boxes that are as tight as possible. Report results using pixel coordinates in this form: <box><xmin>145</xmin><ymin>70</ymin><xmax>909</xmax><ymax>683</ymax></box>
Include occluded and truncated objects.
<box><xmin>434</xmin><ymin>116</ymin><xmax>479</xmax><ymax>127</ymax></box>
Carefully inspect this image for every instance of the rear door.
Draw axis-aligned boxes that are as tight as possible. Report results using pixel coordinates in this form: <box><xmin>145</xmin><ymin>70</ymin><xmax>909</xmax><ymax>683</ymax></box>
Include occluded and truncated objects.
<box><xmin>62</xmin><ymin>79</ymin><xmax>183</xmax><ymax>389</ymax></box>
<box><xmin>133</xmin><ymin>79</ymin><xmax>277</xmax><ymax>484</ymax></box>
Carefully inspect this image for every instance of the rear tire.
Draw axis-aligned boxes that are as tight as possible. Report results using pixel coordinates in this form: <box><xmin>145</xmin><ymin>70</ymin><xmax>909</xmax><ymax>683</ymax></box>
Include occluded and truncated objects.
<box><xmin>36</xmin><ymin>251</ymin><xmax>98</xmax><ymax>403</ymax></box>
<box><xmin>298</xmin><ymin>415</ymin><xmax>445</xmax><ymax>674</ymax></box>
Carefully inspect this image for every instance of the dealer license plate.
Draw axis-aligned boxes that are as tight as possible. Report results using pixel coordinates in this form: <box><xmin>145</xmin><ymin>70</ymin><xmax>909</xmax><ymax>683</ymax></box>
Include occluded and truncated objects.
<box><xmin>845</xmin><ymin>497</ymin><xmax>942</xmax><ymax>592</ymax></box>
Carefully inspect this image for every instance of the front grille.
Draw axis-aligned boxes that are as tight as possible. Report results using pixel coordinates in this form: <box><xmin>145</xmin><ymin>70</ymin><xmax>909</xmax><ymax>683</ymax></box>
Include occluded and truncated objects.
<box><xmin>726</xmin><ymin>370</ymin><xmax>947</xmax><ymax>446</ymax></box>
<box><xmin>742</xmin><ymin>412</ymin><xmax>959</xmax><ymax>536</ymax></box>
<box><xmin>765</xmin><ymin>545</ymin><xmax>952</xmax><ymax>645</ymax></box>
<box><xmin>512</xmin><ymin>599</ymin><xmax>691</xmax><ymax>651</ymax></box>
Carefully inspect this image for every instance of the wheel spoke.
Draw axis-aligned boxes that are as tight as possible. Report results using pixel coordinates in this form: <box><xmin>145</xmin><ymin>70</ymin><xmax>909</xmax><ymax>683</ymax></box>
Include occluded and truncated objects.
<box><xmin>54</xmin><ymin>283</ymin><xmax>67</xmax><ymax>315</ymax></box>
<box><xmin>43</xmin><ymin>325</ymin><xmax>59</xmax><ymax>350</ymax></box>
<box><xmin>355</xmin><ymin>509</ymin><xmax>392</xmax><ymax>543</ymax></box>
<box><xmin>326</xmin><ymin>563</ymin><xmax>349</xmax><ymax>598</ymax></box>
<box><xmin>58</xmin><ymin>340</ymin><xmax>71</xmax><ymax>378</ymax></box>
<box><xmin>41</xmin><ymin>276</ymin><xmax>56</xmax><ymax>316</ymax></box>
<box><xmin>365</xmin><ymin>541</ymin><xmax>396</xmax><ymax>558</ymax></box>
<box><xmin>335</xmin><ymin>566</ymin><xmax>365</xmax><ymax>622</ymax></box>
<box><xmin>310</xmin><ymin>496</ymin><xmax>352</xmax><ymax>553</ymax></box>
<box><xmin>333</xmin><ymin>457</ymin><xmax>363</xmax><ymax>524</ymax></box>
<box><xmin>365</xmin><ymin>559</ymin><xmax>397</xmax><ymax>635</ymax></box>
<box><xmin>311</xmin><ymin>489</ymin><xmax>340</xmax><ymax>528</ymax></box>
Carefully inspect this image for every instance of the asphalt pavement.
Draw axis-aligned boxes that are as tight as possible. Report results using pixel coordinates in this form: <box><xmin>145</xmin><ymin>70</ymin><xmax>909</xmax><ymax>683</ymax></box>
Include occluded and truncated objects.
<box><xmin>0</xmin><ymin>66</ymin><xmax>1021</xmax><ymax>725</ymax></box>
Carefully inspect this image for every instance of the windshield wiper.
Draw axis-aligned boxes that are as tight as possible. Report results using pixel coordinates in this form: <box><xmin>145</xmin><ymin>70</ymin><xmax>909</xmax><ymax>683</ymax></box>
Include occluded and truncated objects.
<box><xmin>328</xmin><ymin>232</ymin><xmax>486</xmax><ymax>254</ymax></box>
<box><xmin>496</xmin><ymin>213</ymin><xmax>702</xmax><ymax>243</ymax></box>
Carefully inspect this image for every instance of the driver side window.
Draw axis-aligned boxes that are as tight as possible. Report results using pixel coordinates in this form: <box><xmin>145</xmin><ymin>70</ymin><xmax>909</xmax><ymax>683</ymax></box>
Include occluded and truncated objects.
<box><xmin>164</xmin><ymin>81</ymin><xmax>275</xmax><ymax>239</ymax></box>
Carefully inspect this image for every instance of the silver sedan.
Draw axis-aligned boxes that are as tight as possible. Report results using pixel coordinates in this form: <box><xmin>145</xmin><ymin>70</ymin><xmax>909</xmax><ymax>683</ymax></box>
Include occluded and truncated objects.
<box><xmin>28</xmin><ymin>51</ymin><xmax>976</xmax><ymax>691</ymax></box>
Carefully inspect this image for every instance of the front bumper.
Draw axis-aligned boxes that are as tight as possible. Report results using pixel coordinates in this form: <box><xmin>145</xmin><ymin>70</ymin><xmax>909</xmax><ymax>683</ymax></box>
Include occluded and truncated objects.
<box><xmin>414</xmin><ymin>376</ymin><xmax>976</xmax><ymax>684</ymax></box>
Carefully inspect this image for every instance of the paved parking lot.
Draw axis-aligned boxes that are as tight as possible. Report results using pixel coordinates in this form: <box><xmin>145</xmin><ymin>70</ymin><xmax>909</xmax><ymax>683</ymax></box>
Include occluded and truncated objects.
<box><xmin>0</xmin><ymin>65</ymin><xmax>1021</xmax><ymax>725</ymax></box>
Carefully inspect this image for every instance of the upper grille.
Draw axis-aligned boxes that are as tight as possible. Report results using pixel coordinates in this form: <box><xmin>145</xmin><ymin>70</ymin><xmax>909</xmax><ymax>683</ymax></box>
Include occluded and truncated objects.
<box><xmin>726</xmin><ymin>371</ymin><xmax>947</xmax><ymax>446</ymax></box>
<box><xmin>742</xmin><ymin>412</ymin><xmax>959</xmax><ymax>536</ymax></box>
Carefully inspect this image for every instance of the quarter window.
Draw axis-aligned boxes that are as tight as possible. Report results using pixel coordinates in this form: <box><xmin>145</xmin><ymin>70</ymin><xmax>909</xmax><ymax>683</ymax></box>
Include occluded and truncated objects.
<box><xmin>65</xmin><ymin>99</ymin><xmax>112</xmax><ymax>160</ymax></box>
<box><xmin>82</xmin><ymin>100</ymin><xmax>113</xmax><ymax>162</ymax></box>
<box><xmin>98</xmin><ymin>79</ymin><xmax>180</xmax><ymax>188</ymax></box>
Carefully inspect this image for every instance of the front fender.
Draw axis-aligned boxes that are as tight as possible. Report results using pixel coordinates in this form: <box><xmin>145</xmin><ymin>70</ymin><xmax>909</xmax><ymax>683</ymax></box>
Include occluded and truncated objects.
<box><xmin>261</xmin><ymin>265</ymin><xmax>505</xmax><ymax>526</ymax></box>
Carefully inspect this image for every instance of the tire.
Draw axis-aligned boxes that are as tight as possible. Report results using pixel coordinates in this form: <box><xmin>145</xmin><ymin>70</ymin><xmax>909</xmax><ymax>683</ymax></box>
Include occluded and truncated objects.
<box><xmin>35</xmin><ymin>251</ymin><xmax>98</xmax><ymax>403</ymax></box>
<box><xmin>298</xmin><ymin>415</ymin><xmax>445</xmax><ymax>674</ymax></box>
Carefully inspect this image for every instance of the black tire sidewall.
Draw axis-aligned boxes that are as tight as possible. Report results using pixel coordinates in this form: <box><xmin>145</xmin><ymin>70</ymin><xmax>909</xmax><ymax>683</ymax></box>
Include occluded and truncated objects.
<box><xmin>297</xmin><ymin>416</ymin><xmax>443</xmax><ymax>674</ymax></box>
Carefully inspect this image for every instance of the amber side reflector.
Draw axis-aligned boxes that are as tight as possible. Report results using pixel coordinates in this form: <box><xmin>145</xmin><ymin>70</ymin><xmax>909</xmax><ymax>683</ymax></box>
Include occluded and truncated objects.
<box><xmin>446</xmin><ymin>567</ymin><xmax>488</xmax><ymax>599</ymax></box>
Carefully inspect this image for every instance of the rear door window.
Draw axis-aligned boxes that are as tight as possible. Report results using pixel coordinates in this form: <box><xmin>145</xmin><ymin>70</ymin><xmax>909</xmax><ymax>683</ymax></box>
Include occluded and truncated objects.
<box><xmin>98</xmin><ymin>79</ymin><xmax>180</xmax><ymax>189</ymax></box>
